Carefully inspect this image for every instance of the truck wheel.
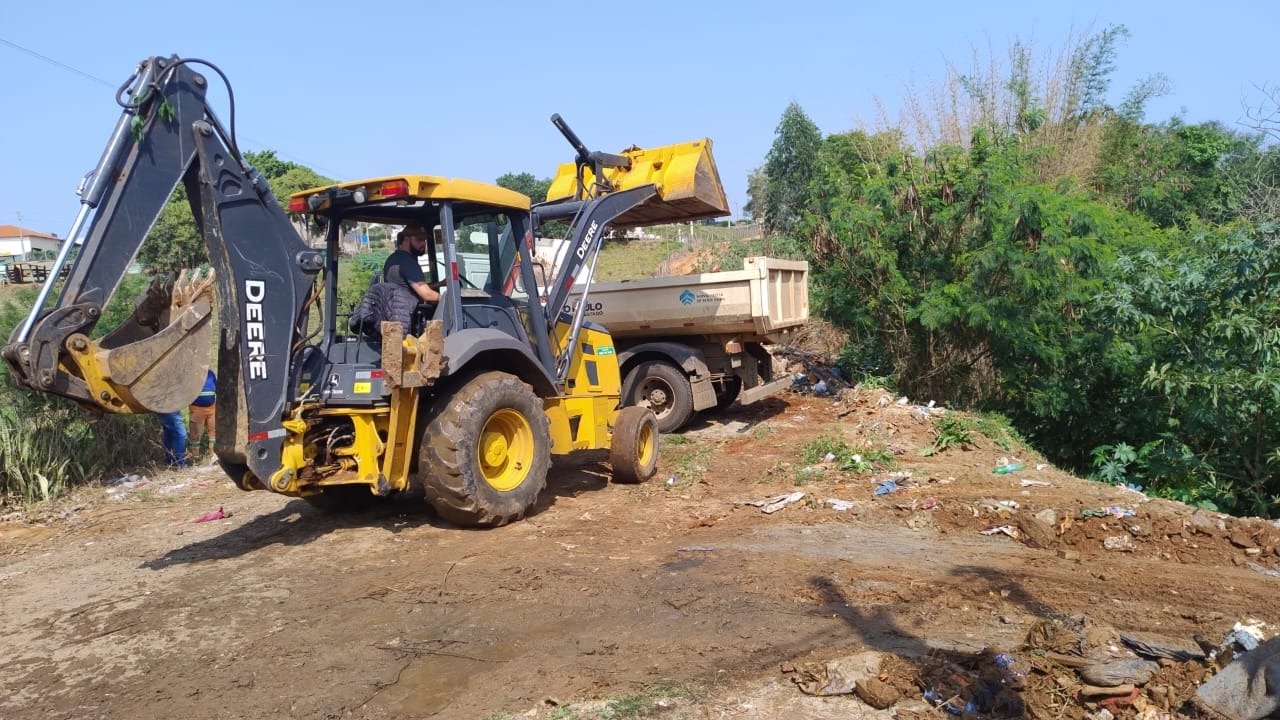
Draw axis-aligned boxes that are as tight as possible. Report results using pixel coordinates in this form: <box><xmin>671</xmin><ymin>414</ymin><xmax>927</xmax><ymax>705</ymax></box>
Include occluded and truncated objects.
<box><xmin>622</xmin><ymin>361</ymin><xmax>693</xmax><ymax>433</ymax></box>
<box><xmin>610</xmin><ymin>406</ymin><xmax>659</xmax><ymax>484</ymax></box>
<box><xmin>418</xmin><ymin>371</ymin><xmax>550</xmax><ymax>527</ymax></box>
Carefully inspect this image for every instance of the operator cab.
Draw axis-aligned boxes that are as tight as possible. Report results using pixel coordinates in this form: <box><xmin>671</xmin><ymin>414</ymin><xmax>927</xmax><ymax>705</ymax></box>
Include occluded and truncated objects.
<box><xmin>287</xmin><ymin>175</ymin><xmax>550</xmax><ymax>406</ymax></box>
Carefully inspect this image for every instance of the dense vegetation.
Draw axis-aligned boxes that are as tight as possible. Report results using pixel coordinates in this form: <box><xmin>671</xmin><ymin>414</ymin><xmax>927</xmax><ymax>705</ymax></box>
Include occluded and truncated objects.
<box><xmin>748</xmin><ymin>27</ymin><xmax>1280</xmax><ymax>515</ymax></box>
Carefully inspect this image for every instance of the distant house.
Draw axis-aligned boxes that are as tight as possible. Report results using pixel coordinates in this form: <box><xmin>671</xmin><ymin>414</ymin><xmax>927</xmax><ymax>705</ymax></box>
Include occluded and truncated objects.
<box><xmin>0</xmin><ymin>225</ymin><xmax>63</xmax><ymax>262</ymax></box>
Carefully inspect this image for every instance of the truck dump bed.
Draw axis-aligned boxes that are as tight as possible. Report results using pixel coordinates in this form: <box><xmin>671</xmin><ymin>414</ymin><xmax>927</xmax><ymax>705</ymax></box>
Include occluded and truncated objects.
<box><xmin>568</xmin><ymin>257</ymin><xmax>809</xmax><ymax>343</ymax></box>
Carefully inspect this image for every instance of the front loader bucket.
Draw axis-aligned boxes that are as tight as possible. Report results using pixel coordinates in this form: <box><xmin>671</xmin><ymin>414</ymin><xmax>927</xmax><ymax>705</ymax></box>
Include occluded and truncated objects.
<box><xmin>546</xmin><ymin>139</ymin><xmax>729</xmax><ymax>228</ymax></box>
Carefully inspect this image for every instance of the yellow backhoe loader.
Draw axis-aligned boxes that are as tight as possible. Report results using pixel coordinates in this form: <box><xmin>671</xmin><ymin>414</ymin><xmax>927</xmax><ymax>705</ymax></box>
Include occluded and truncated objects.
<box><xmin>2</xmin><ymin>55</ymin><xmax>729</xmax><ymax>526</ymax></box>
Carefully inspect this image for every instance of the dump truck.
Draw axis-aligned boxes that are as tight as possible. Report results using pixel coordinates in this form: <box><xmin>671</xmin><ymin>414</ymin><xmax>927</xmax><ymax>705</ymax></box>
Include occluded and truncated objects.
<box><xmin>562</xmin><ymin>256</ymin><xmax>809</xmax><ymax>433</ymax></box>
<box><xmin>2</xmin><ymin>54</ymin><xmax>732</xmax><ymax>526</ymax></box>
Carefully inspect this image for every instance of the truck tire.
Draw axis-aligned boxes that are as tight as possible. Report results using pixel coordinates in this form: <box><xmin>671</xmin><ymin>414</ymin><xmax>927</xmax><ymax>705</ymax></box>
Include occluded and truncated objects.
<box><xmin>418</xmin><ymin>371</ymin><xmax>550</xmax><ymax>527</ymax></box>
<box><xmin>622</xmin><ymin>361</ymin><xmax>694</xmax><ymax>434</ymax></box>
<box><xmin>610</xmin><ymin>406</ymin><xmax>659</xmax><ymax>484</ymax></box>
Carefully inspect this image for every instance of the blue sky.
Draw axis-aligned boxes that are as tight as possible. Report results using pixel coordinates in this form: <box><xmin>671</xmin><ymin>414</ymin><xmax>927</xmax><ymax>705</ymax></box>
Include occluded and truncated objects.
<box><xmin>1</xmin><ymin>1</ymin><xmax>1275</xmax><ymax>235</ymax></box>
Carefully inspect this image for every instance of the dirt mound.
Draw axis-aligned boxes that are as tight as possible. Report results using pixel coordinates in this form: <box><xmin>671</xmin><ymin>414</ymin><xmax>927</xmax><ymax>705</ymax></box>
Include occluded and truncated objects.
<box><xmin>1</xmin><ymin>385</ymin><xmax>1276</xmax><ymax>719</ymax></box>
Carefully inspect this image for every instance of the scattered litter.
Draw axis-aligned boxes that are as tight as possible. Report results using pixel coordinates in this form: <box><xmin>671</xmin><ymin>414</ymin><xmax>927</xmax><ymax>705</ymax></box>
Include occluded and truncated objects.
<box><xmin>192</xmin><ymin>506</ymin><xmax>228</xmax><ymax>523</ymax></box>
<box><xmin>922</xmin><ymin>686</ymin><xmax>973</xmax><ymax>715</ymax></box>
<box><xmin>1079</xmin><ymin>658</ymin><xmax>1159</xmax><ymax>687</ymax></box>
<box><xmin>824</xmin><ymin>498</ymin><xmax>857</xmax><ymax>512</ymax></box>
<box><xmin>1121</xmin><ymin>631</ymin><xmax>1208</xmax><ymax>662</ymax></box>
<box><xmin>789</xmin><ymin>650</ymin><xmax>883</xmax><ymax>696</ymax></box>
<box><xmin>1103</xmin><ymin>506</ymin><xmax>1136</xmax><ymax>519</ymax></box>
<box><xmin>980</xmin><ymin>525</ymin><xmax>1020</xmax><ymax>539</ymax></box>
<box><xmin>1224</xmin><ymin>620</ymin><xmax>1268</xmax><ymax>653</ymax></box>
<box><xmin>905</xmin><ymin>512</ymin><xmax>936</xmax><ymax>531</ymax></box>
<box><xmin>994</xmin><ymin>652</ymin><xmax>1030</xmax><ymax>689</ymax></box>
<box><xmin>104</xmin><ymin>473</ymin><xmax>145</xmax><ymax>487</ymax></box>
<box><xmin>1034</xmin><ymin>508</ymin><xmax>1057</xmax><ymax>526</ymax></box>
<box><xmin>666</xmin><ymin>476</ymin><xmax>676</xmax><ymax>486</ymax></box>
<box><xmin>1248</xmin><ymin>562</ymin><xmax>1280</xmax><ymax>578</ymax></box>
<box><xmin>993</xmin><ymin>462</ymin><xmax>1025</xmax><ymax>475</ymax></box>
<box><xmin>1020</xmin><ymin>479</ymin><xmax>1053</xmax><ymax>487</ymax></box>
<box><xmin>676</xmin><ymin>546</ymin><xmax>714</xmax><ymax>553</ymax></box>
<box><xmin>1103</xmin><ymin>535</ymin><xmax>1136</xmax><ymax>552</ymax></box>
<box><xmin>873</xmin><ymin>480</ymin><xmax>898</xmax><ymax>495</ymax></box>
<box><xmin>822</xmin><ymin>452</ymin><xmax>837</xmax><ymax>463</ymax></box>
<box><xmin>1193</xmin><ymin>635</ymin><xmax>1280</xmax><ymax>720</ymax></box>
<box><xmin>737</xmin><ymin>492</ymin><xmax>806</xmax><ymax>514</ymax></box>
<box><xmin>898</xmin><ymin>497</ymin><xmax>940</xmax><ymax>512</ymax></box>
<box><xmin>1035</xmin><ymin>463</ymin><xmax>1048</xmax><ymax>471</ymax></box>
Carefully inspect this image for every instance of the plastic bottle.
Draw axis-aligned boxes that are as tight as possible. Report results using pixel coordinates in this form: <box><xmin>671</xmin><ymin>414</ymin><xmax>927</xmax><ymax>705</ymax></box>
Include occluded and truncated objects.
<box><xmin>993</xmin><ymin>462</ymin><xmax>1024</xmax><ymax>475</ymax></box>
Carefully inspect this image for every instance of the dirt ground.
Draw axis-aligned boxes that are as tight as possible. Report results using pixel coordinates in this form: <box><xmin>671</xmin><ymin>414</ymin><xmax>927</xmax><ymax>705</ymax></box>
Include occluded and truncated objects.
<box><xmin>2</xmin><ymin>387</ymin><xmax>1278</xmax><ymax>720</ymax></box>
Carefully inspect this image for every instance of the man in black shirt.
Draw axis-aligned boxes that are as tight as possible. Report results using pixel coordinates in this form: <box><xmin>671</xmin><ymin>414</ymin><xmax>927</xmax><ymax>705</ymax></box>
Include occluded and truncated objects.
<box><xmin>383</xmin><ymin>225</ymin><xmax>441</xmax><ymax>304</ymax></box>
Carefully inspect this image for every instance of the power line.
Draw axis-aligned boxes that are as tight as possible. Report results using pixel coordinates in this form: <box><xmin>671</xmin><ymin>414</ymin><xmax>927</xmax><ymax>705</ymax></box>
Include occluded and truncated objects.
<box><xmin>0</xmin><ymin>36</ymin><xmax>340</xmax><ymax>178</ymax></box>
<box><xmin>0</xmin><ymin>36</ymin><xmax>115</xmax><ymax>88</ymax></box>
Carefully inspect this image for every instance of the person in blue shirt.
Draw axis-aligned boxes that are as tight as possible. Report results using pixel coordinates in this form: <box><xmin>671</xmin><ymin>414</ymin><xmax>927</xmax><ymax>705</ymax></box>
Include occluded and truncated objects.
<box><xmin>187</xmin><ymin>370</ymin><xmax>217</xmax><ymax>461</ymax></box>
<box><xmin>158</xmin><ymin>410</ymin><xmax>187</xmax><ymax>468</ymax></box>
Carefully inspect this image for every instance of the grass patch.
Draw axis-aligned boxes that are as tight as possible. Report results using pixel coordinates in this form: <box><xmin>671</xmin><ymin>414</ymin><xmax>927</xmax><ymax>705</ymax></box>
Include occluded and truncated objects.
<box><xmin>594</xmin><ymin>238</ymin><xmax>683</xmax><ymax>281</ymax></box>
<box><xmin>0</xmin><ymin>401</ymin><xmax>157</xmax><ymax>503</ymax></box>
<box><xmin>793</xmin><ymin>466</ymin><xmax>825</xmax><ymax>486</ymax></box>
<box><xmin>597</xmin><ymin>680</ymin><xmax>704</xmax><ymax>719</ymax></box>
<box><xmin>973</xmin><ymin>412</ymin><xmax>1024</xmax><ymax>450</ymax></box>
<box><xmin>800</xmin><ymin>436</ymin><xmax>895</xmax><ymax>473</ymax></box>
<box><xmin>921</xmin><ymin>414</ymin><xmax>976</xmax><ymax>456</ymax></box>
<box><xmin>920</xmin><ymin>410</ymin><xmax>1026</xmax><ymax>456</ymax></box>
<box><xmin>486</xmin><ymin>679</ymin><xmax>703</xmax><ymax>719</ymax></box>
<box><xmin>659</xmin><ymin>435</ymin><xmax>714</xmax><ymax>488</ymax></box>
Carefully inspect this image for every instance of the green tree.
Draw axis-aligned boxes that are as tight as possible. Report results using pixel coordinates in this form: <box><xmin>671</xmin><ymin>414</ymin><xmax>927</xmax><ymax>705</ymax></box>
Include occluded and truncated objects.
<box><xmin>761</xmin><ymin>102</ymin><xmax>822</xmax><ymax>236</ymax></box>
<box><xmin>743</xmin><ymin>167</ymin><xmax>766</xmax><ymax>221</ymax></box>
<box><xmin>243</xmin><ymin>149</ymin><xmax>302</xmax><ymax>179</ymax></box>
<box><xmin>1094</xmin><ymin>223</ymin><xmax>1280</xmax><ymax>515</ymax></box>
<box><xmin>496</xmin><ymin>172</ymin><xmax>552</xmax><ymax>203</ymax></box>
<box><xmin>1096</xmin><ymin>119</ymin><xmax>1243</xmax><ymax>227</ymax></box>
<box><xmin>136</xmin><ymin>187</ymin><xmax>206</xmax><ymax>273</ymax></box>
<box><xmin>135</xmin><ymin>153</ymin><xmax>333</xmax><ymax>273</ymax></box>
<box><xmin>270</xmin><ymin>166</ymin><xmax>333</xmax><ymax>210</ymax></box>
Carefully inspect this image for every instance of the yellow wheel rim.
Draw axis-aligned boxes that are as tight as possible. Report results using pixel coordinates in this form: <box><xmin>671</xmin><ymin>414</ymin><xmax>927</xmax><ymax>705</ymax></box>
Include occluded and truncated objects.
<box><xmin>636</xmin><ymin>421</ymin><xmax>656</xmax><ymax>469</ymax></box>
<box><xmin>478</xmin><ymin>409</ymin><xmax>533</xmax><ymax>492</ymax></box>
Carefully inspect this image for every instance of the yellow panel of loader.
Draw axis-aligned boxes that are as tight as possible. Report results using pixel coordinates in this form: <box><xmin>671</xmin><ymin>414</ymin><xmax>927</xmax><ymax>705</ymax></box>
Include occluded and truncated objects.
<box><xmin>546</xmin><ymin>139</ymin><xmax>729</xmax><ymax>228</ymax></box>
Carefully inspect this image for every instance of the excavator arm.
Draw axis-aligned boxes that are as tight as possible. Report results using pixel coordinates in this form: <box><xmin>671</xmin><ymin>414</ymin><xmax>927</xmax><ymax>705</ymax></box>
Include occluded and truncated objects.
<box><xmin>531</xmin><ymin>115</ymin><xmax>730</xmax><ymax>384</ymax></box>
<box><xmin>1</xmin><ymin>55</ymin><xmax>322</xmax><ymax>485</ymax></box>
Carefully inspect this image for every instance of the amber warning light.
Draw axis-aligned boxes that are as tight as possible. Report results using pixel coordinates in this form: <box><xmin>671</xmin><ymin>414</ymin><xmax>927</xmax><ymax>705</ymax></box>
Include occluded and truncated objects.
<box><xmin>380</xmin><ymin>179</ymin><xmax>409</xmax><ymax>198</ymax></box>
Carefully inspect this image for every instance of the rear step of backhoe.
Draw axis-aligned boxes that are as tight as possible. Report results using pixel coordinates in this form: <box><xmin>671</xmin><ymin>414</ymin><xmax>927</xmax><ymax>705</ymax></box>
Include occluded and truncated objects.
<box><xmin>545</xmin><ymin>138</ymin><xmax>729</xmax><ymax>228</ymax></box>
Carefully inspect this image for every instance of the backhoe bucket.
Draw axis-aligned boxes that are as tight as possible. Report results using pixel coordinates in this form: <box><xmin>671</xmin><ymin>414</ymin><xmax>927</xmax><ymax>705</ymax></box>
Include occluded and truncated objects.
<box><xmin>546</xmin><ymin>139</ymin><xmax>729</xmax><ymax>229</ymax></box>
<box><xmin>65</xmin><ymin>270</ymin><xmax>215</xmax><ymax>414</ymax></box>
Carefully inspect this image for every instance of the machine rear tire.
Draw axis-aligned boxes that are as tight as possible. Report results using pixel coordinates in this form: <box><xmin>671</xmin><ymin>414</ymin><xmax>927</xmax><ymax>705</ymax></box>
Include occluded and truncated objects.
<box><xmin>417</xmin><ymin>371</ymin><xmax>550</xmax><ymax>527</ymax></box>
<box><xmin>610</xmin><ymin>406</ymin><xmax>659</xmax><ymax>484</ymax></box>
<box><xmin>622</xmin><ymin>360</ymin><xmax>693</xmax><ymax>434</ymax></box>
